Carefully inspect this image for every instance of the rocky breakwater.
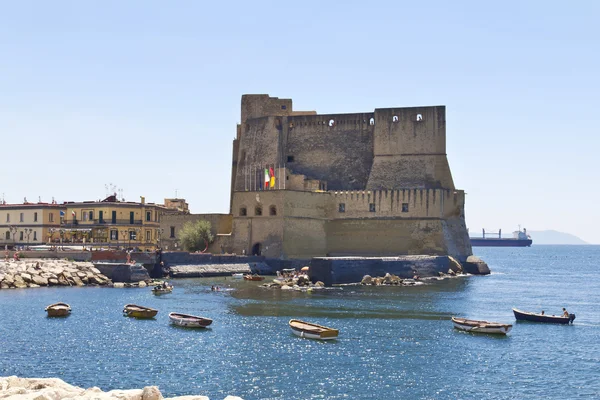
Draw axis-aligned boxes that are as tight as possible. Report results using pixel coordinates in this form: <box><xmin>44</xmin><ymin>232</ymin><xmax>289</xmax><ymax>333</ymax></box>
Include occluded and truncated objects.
<box><xmin>0</xmin><ymin>259</ymin><xmax>111</xmax><ymax>289</ymax></box>
<box><xmin>0</xmin><ymin>376</ymin><xmax>243</xmax><ymax>400</ymax></box>
<box><xmin>262</xmin><ymin>274</ymin><xmax>326</xmax><ymax>291</ymax></box>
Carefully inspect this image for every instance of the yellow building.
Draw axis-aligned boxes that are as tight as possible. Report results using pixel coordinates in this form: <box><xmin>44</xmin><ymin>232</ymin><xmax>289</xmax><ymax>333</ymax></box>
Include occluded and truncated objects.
<box><xmin>0</xmin><ymin>202</ymin><xmax>64</xmax><ymax>249</ymax></box>
<box><xmin>61</xmin><ymin>195</ymin><xmax>165</xmax><ymax>251</ymax></box>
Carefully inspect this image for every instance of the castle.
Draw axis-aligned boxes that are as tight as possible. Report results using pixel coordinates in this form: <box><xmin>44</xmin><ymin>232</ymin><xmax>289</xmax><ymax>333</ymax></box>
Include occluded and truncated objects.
<box><xmin>211</xmin><ymin>94</ymin><xmax>473</xmax><ymax>262</ymax></box>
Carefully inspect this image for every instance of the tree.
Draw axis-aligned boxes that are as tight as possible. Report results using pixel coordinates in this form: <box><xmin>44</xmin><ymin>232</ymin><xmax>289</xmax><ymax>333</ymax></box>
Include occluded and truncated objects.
<box><xmin>178</xmin><ymin>220</ymin><xmax>214</xmax><ymax>252</ymax></box>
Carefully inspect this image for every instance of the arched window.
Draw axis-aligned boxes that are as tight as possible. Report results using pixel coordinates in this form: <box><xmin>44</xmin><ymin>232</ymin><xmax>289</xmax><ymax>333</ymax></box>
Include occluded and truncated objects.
<box><xmin>369</xmin><ymin>118</ymin><xmax>375</xmax><ymax>126</ymax></box>
<box><xmin>416</xmin><ymin>114</ymin><xmax>423</xmax><ymax>121</ymax></box>
<box><xmin>269</xmin><ymin>205</ymin><xmax>277</xmax><ymax>216</ymax></box>
<box><xmin>239</xmin><ymin>207</ymin><xmax>247</xmax><ymax>216</ymax></box>
<box><xmin>328</xmin><ymin>119</ymin><xmax>335</xmax><ymax>127</ymax></box>
<box><xmin>392</xmin><ymin>115</ymin><xmax>398</xmax><ymax>122</ymax></box>
<box><xmin>255</xmin><ymin>206</ymin><xmax>262</xmax><ymax>216</ymax></box>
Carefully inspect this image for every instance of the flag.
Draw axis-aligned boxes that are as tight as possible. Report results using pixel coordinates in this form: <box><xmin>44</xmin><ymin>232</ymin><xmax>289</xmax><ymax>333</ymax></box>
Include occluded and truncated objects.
<box><xmin>269</xmin><ymin>167</ymin><xmax>275</xmax><ymax>188</ymax></box>
<box><xmin>71</xmin><ymin>211</ymin><xmax>76</xmax><ymax>218</ymax></box>
<box><xmin>60</xmin><ymin>210</ymin><xmax>65</xmax><ymax>217</ymax></box>
<box><xmin>264</xmin><ymin>168</ymin><xmax>269</xmax><ymax>189</ymax></box>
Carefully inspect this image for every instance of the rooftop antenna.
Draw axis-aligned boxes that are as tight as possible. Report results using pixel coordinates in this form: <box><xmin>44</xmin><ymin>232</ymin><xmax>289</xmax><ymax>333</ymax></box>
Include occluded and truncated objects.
<box><xmin>175</xmin><ymin>189</ymin><xmax>178</xmax><ymax>198</ymax></box>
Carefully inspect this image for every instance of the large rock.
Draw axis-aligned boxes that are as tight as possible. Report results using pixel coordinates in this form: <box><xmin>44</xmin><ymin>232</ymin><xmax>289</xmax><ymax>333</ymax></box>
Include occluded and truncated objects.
<box><xmin>463</xmin><ymin>256</ymin><xmax>490</xmax><ymax>275</ymax></box>
<box><xmin>361</xmin><ymin>275</ymin><xmax>373</xmax><ymax>285</ymax></box>
<box><xmin>32</xmin><ymin>275</ymin><xmax>49</xmax><ymax>286</ymax></box>
<box><xmin>13</xmin><ymin>275</ymin><xmax>28</xmax><ymax>288</ymax></box>
<box><xmin>20</xmin><ymin>273</ymin><xmax>33</xmax><ymax>283</ymax></box>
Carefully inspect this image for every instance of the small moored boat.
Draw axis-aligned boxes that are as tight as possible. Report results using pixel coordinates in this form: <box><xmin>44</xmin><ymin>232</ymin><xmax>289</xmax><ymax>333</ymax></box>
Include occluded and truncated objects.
<box><xmin>289</xmin><ymin>319</ymin><xmax>339</xmax><ymax>340</ymax></box>
<box><xmin>244</xmin><ymin>274</ymin><xmax>265</xmax><ymax>281</ymax></box>
<box><xmin>123</xmin><ymin>304</ymin><xmax>158</xmax><ymax>319</ymax></box>
<box><xmin>169</xmin><ymin>312</ymin><xmax>213</xmax><ymax>328</ymax></box>
<box><xmin>232</xmin><ymin>273</ymin><xmax>244</xmax><ymax>279</ymax></box>
<box><xmin>45</xmin><ymin>303</ymin><xmax>71</xmax><ymax>317</ymax></box>
<box><xmin>452</xmin><ymin>317</ymin><xmax>512</xmax><ymax>335</ymax></box>
<box><xmin>151</xmin><ymin>284</ymin><xmax>173</xmax><ymax>295</ymax></box>
<box><xmin>513</xmin><ymin>308</ymin><xmax>575</xmax><ymax>324</ymax></box>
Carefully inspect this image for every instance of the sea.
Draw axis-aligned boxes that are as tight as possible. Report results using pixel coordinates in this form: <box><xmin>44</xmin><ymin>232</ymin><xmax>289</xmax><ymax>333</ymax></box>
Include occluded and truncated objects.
<box><xmin>1</xmin><ymin>245</ymin><xmax>599</xmax><ymax>400</ymax></box>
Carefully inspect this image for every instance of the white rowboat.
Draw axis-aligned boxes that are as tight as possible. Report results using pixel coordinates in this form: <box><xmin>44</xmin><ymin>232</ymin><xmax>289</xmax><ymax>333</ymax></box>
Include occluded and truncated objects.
<box><xmin>289</xmin><ymin>319</ymin><xmax>339</xmax><ymax>340</ymax></box>
<box><xmin>452</xmin><ymin>317</ymin><xmax>512</xmax><ymax>335</ymax></box>
<box><xmin>169</xmin><ymin>312</ymin><xmax>213</xmax><ymax>328</ymax></box>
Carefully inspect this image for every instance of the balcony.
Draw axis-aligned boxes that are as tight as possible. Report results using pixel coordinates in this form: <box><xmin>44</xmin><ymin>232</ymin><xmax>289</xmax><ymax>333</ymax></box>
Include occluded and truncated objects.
<box><xmin>62</xmin><ymin>219</ymin><xmax>144</xmax><ymax>228</ymax></box>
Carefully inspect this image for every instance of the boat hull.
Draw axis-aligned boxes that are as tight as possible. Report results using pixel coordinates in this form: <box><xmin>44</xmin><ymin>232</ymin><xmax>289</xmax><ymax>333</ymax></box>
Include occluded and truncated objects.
<box><xmin>513</xmin><ymin>308</ymin><xmax>575</xmax><ymax>324</ymax></box>
<box><xmin>452</xmin><ymin>317</ymin><xmax>512</xmax><ymax>335</ymax></box>
<box><xmin>152</xmin><ymin>287</ymin><xmax>173</xmax><ymax>295</ymax></box>
<box><xmin>45</xmin><ymin>303</ymin><xmax>71</xmax><ymax>317</ymax></box>
<box><xmin>470</xmin><ymin>238</ymin><xmax>532</xmax><ymax>247</ymax></box>
<box><xmin>169</xmin><ymin>313</ymin><xmax>212</xmax><ymax>328</ymax></box>
<box><xmin>123</xmin><ymin>304</ymin><xmax>158</xmax><ymax>319</ymax></box>
<box><xmin>289</xmin><ymin>319</ymin><xmax>339</xmax><ymax>340</ymax></box>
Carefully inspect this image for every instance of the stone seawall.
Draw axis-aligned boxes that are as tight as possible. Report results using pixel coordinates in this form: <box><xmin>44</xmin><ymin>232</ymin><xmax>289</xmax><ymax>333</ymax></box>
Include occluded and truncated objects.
<box><xmin>0</xmin><ymin>259</ymin><xmax>111</xmax><ymax>289</ymax></box>
<box><xmin>309</xmin><ymin>255</ymin><xmax>484</xmax><ymax>286</ymax></box>
<box><xmin>0</xmin><ymin>376</ymin><xmax>243</xmax><ymax>400</ymax></box>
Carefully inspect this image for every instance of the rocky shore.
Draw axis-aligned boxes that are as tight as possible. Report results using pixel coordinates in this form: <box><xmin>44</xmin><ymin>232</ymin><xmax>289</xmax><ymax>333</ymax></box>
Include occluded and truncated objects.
<box><xmin>0</xmin><ymin>376</ymin><xmax>243</xmax><ymax>400</ymax></box>
<box><xmin>261</xmin><ymin>274</ymin><xmax>326</xmax><ymax>291</ymax></box>
<box><xmin>0</xmin><ymin>259</ymin><xmax>112</xmax><ymax>289</ymax></box>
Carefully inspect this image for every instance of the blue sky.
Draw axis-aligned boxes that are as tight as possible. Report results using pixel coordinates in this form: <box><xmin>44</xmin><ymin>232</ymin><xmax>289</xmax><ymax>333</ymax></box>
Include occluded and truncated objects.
<box><xmin>1</xmin><ymin>1</ymin><xmax>599</xmax><ymax>243</ymax></box>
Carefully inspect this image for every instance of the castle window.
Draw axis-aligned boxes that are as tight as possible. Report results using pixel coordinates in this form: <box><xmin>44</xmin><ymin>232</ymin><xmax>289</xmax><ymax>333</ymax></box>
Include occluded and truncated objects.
<box><xmin>33</xmin><ymin>231</ymin><xmax>37</xmax><ymax>241</ymax></box>
<box><xmin>240</xmin><ymin>207</ymin><xmax>247</xmax><ymax>216</ymax></box>
<box><xmin>255</xmin><ymin>206</ymin><xmax>262</xmax><ymax>216</ymax></box>
<box><xmin>328</xmin><ymin>119</ymin><xmax>335</xmax><ymax>127</ymax></box>
<box><xmin>20</xmin><ymin>231</ymin><xmax>24</xmax><ymax>241</ymax></box>
<box><xmin>338</xmin><ymin>203</ymin><xmax>345</xmax><ymax>213</ymax></box>
<box><xmin>129</xmin><ymin>230</ymin><xmax>137</xmax><ymax>240</ymax></box>
<box><xmin>416</xmin><ymin>114</ymin><xmax>423</xmax><ymax>121</ymax></box>
<box><xmin>49</xmin><ymin>213</ymin><xmax>54</xmax><ymax>223</ymax></box>
<box><xmin>369</xmin><ymin>203</ymin><xmax>376</xmax><ymax>212</ymax></box>
<box><xmin>34</xmin><ymin>212</ymin><xmax>38</xmax><ymax>222</ymax></box>
<box><xmin>281</xmin><ymin>105</ymin><xmax>287</xmax><ymax>110</ymax></box>
<box><xmin>287</xmin><ymin>155</ymin><xmax>295</xmax><ymax>162</ymax></box>
<box><xmin>269</xmin><ymin>205</ymin><xmax>277</xmax><ymax>216</ymax></box>
<box><xmin>369</xmin><ymin>118</ymin><xmax>375</xmax><ymax>126</ymax></box>
<box><xmin>402</xmin><ymin>203</ymin><xmax>409</xmax><ymax>213</ymax></box>
<box><xmin>170</xmin><ymin>226</ymin><xmax>175</xmax><ymax>238</ymax></box>
<box><xmin>392</xmin><ymin>115</ymin><xmax>398</xmax><ymax>122</ymax></box>
<box><xmin>146</xmin><ymin>211</ymin><xmax>151</xmax><ymax>221</ymax></box>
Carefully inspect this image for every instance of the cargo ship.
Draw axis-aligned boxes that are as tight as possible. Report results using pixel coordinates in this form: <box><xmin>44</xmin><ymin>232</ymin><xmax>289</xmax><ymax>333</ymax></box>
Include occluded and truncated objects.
<box><xmin>470</xmin><ymin>227</ymin><xmax>533</xmax><ymax>247</ymax></box>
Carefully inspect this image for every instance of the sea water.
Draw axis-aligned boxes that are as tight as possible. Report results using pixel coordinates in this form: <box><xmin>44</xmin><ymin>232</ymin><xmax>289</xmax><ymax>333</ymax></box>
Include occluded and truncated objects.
<box><xmin>1</xmin><ymin>245</ymin><xmax>599</xmax><ymax>399</ymax></box>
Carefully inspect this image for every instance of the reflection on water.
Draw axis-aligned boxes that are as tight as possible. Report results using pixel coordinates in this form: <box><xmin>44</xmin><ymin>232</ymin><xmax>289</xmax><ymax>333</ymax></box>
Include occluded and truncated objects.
<box><xmin>1</xmin><ymin>246</ymin><xmax>599</xmax><ymax>400</ymax></box>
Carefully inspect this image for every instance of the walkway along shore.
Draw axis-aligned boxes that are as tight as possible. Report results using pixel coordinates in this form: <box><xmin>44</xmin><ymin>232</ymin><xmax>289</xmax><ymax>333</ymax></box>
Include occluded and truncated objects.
<box><xmin>0</xmin><ymin>376</ymin><xmax>243</xmax><ymax>400</ymax></box>
<box><xmin>0</xmin><ymin>259</ymin><xmax>112</xmax><ymax>289</ymax></box>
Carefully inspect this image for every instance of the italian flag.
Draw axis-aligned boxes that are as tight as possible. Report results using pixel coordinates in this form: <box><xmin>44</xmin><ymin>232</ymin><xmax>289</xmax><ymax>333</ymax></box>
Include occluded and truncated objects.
<box><xmin>264</xmin><ymin>168</ymin><xmax>269</xmax><ymax>189</ymax></box>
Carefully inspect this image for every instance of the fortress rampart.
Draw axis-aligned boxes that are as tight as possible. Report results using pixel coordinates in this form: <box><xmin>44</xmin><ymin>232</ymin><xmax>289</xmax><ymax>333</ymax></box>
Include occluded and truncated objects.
<box><xmin>225</xmin><ymin>94</ymin><xmax>472</xmax><ymax>262</ymax></box>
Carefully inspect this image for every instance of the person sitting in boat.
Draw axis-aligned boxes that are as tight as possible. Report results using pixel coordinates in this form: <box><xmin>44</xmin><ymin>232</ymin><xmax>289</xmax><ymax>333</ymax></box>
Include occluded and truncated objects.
<box><xmin>540</xmin><ymin>311</ymin><xmax>545</xmax><ymax>315</ymax></box>
<box><xmin>562</xmin><ymin>308</ymin><xmax>569</xmax><ymax>317</ymax></box>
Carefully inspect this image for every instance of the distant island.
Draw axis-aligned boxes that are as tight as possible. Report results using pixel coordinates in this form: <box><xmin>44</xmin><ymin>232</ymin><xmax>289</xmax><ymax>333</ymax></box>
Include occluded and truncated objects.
<box><xmin>526</xmin><ymin>230</ymin><xmax>588</xmax><ymax>245</ymax></box>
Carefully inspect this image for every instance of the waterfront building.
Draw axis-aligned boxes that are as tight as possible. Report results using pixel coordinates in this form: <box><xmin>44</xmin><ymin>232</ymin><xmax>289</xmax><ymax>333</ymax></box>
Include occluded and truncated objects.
<box><xmin>0</xmin><ymin>201</ymin><xmax>64</xmax><ymax>249</ymax></box>
<box><xmin>207</xmin><ymin>94</ymin><xmax>473</xmax><ymax>261</ymax></box>
<box><xmin>61</xmin><ymin>195</ymin><xmax>165</xmax><ymax>251</ymax></box>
